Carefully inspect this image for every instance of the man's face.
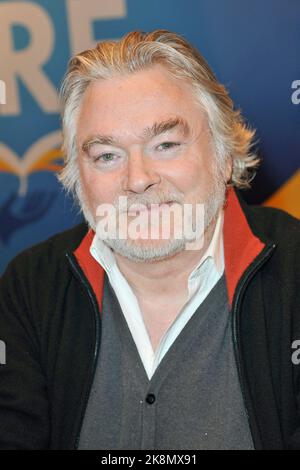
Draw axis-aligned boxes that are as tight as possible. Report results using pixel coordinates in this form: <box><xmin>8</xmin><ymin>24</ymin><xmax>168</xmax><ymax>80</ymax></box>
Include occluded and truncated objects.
<box><xmin>76</xmin><ymin>64</ymin><xmax>229</xmax><ymax>262</ymax></box>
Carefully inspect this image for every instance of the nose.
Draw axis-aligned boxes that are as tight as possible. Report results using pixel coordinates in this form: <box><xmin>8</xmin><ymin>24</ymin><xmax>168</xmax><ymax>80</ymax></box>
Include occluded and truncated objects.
<box><xmin>122</xmin><ymin>150</ymin><xmax>161</xmax><ymax>194</ymax></box>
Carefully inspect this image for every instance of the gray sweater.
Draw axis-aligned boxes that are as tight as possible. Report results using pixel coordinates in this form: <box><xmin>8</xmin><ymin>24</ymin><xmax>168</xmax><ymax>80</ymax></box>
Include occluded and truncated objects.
<box><xmin>78</xmin><ymin>273</ymin><xmax>253</xmax><ymax>450</ymax></box>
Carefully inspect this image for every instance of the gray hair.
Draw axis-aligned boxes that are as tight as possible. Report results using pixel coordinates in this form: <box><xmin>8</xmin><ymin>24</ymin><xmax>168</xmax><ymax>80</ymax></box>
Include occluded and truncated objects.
<box><xmin>58</xmin><ymin>29</ymin><xmax>259</xmax><ymax>203</ymax></box>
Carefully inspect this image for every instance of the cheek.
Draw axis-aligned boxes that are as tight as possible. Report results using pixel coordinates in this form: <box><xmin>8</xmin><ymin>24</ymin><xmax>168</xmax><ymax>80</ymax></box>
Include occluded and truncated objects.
<box><xmin>163</xmin><ymin>157</ymin><xmax>213</xmax><ymax>197</ymax></box>
<box><xmin>79</xmin><ymin>162</ymin><xmax>116</xmax><ymax>209</ymax></box>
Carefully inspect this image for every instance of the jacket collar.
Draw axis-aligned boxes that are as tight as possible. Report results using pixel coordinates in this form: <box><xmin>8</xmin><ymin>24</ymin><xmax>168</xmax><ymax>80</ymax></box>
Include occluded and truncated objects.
<box><xmin>73</xmin><ymin>187</ymin><xmax>265</xmax><ymax>311</ymax></box>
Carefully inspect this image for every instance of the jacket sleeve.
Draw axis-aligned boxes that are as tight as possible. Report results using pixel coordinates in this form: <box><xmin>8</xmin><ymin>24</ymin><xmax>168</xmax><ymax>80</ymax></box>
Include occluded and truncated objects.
<box><xmin>287</xmin><ymin>226</ymin><xmax>300</xmax><ymax>450</ymax></box>
<box><xmin>0</xmin><ymin>256</ymin><xmax>50</xmax><ymax>449</ymax></box>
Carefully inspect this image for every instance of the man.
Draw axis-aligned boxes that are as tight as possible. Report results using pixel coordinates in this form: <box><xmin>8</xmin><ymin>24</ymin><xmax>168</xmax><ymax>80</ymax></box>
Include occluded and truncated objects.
<box><xmin>0</xmin><ymin>30</ymin><xmax>299</xmax><ymax>450</ymax></box>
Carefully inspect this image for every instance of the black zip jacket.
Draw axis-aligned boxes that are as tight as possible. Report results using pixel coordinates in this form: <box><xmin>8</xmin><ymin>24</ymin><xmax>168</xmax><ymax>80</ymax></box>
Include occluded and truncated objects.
<box><xmin>0</xmin><ymin>189</ymin><xmax>299</xmax><ymax>450</ymax></box>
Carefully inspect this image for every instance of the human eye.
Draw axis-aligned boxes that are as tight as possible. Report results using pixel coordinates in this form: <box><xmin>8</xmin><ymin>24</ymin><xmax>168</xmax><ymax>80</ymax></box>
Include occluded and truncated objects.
<box><xmin>156</xmin><ymin>142</ymin><xmax>181</xmax><ymax>151</ymax></box>
<box><xmin>93</xmin><ymin>152</ymin><xmax>120</xmax><ymax>166</ymax></box>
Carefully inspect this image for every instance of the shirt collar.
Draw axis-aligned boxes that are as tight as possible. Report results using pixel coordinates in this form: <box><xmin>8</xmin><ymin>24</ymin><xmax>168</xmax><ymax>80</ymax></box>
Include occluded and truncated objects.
<box><xmin>90</xmin><ymin>233</ymin><xmax>117</xmax><ymax>276</ymax></box>
<box><xmin>188</xmin><ymin>209</ymin><xmax>224</xmax><ymax>281</ymax></box>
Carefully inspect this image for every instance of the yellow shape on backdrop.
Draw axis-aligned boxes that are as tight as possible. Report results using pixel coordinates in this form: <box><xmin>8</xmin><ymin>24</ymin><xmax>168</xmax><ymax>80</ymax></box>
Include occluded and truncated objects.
<box><xmin>264</xmin><ymin>169</ymin><xmax>300</xmax><ymax>219</ymax></box>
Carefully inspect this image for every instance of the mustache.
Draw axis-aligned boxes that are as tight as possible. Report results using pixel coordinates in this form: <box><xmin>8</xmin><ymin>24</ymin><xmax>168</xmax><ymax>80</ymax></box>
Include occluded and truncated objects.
<box><xmin>114</xmin><ymin>190</ymin><xmax>184</xmax><ymax>212</ymax></box>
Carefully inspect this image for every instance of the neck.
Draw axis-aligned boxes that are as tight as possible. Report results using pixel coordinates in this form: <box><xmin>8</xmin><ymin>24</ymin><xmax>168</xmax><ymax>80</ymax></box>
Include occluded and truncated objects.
<box><xmin>114</xmin><ymin>213</ymin><xmax>219</xmax><ymax>300</ymax></box>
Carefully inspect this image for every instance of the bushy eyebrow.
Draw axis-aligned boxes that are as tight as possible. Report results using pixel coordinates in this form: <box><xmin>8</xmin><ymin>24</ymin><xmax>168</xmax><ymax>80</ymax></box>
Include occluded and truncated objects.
<box><xmin>142</xmin><ymin>117</ymin><xmax>190</xmax><ymax>140</ymax></box>
<box><xmin>82</xmin><ymin>135</ymin><xmax>116</xmax><ymax>153</ymax></box>
<box><xmin>81</xmin><ymin>116</ymin><xmax>190</xmax><ymax>153</ymax></box>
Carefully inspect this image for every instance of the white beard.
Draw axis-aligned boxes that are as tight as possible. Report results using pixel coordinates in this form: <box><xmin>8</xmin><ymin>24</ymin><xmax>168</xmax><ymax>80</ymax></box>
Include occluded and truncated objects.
<box><xmin>77</xmin><ymin>170</ymin><xmax>226</xmax><ymax>263</ymax></box>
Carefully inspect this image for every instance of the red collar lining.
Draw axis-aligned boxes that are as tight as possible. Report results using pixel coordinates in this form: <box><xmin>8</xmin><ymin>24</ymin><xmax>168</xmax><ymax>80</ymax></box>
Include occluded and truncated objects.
<box><xmin>223</xmin><ymin>188</ymin><xmax>265</xmax><ymax>306</ymax></box>
<box><xmin>73</xmin><ymin>188</ymin><xmax>265</xmax><ymax>312</ymax></box>
<box><xmin>74</xmin><ymin>229</ymin><xmax>105</xmax><ymax>311</ymax></box>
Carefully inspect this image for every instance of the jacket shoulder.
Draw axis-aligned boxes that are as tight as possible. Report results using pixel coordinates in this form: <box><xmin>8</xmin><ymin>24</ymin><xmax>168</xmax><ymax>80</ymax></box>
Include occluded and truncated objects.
<box><xmin>1</xmin><ymin>222</ymin><xmax>89</xmax><ymax>280</ymax></box>
<box><xmin>240</xmin><ymin>198</ymin><xmax>300</xmax><ymax>247</ymax></box>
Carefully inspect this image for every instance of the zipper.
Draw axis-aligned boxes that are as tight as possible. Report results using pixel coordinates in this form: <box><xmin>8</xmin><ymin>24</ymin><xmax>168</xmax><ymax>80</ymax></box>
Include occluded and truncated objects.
<box><xmin>65</xmin><ymin>252</ymin><xmax>102</xmax><ymax>450</ymax></box>
<box><xmin>231</xmin><ymin>242</ymin><xmax>276</xmax><ymax>450</ymax></box>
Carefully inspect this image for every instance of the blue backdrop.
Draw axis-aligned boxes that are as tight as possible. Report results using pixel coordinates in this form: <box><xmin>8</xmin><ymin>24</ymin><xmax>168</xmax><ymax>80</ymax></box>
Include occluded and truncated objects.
<box><xmin>0</xmin><ymin>0</ymin><xmax>299</xmax><ymax>274</ymax></box>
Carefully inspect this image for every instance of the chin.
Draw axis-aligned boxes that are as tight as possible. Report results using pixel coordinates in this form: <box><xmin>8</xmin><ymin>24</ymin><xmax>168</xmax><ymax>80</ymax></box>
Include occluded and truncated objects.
<box><xmin>103</xmin><ymin>237</ymin><xmax>187</xmax><ymax>263</ymax></box>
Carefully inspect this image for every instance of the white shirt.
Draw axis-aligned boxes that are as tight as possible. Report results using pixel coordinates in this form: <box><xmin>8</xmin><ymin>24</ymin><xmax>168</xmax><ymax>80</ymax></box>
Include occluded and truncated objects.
<box><xmin>90</xmin><ymin>210</ymin><xmax>224</xmax><ymax>380</ymax></box>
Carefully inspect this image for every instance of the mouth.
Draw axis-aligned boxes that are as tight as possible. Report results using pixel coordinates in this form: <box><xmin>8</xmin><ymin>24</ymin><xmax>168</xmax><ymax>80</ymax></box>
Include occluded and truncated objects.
<box><xmin>127</xmin><ymin>201</ymin><xmax>174</xmax><ymax>216</ymax></box>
